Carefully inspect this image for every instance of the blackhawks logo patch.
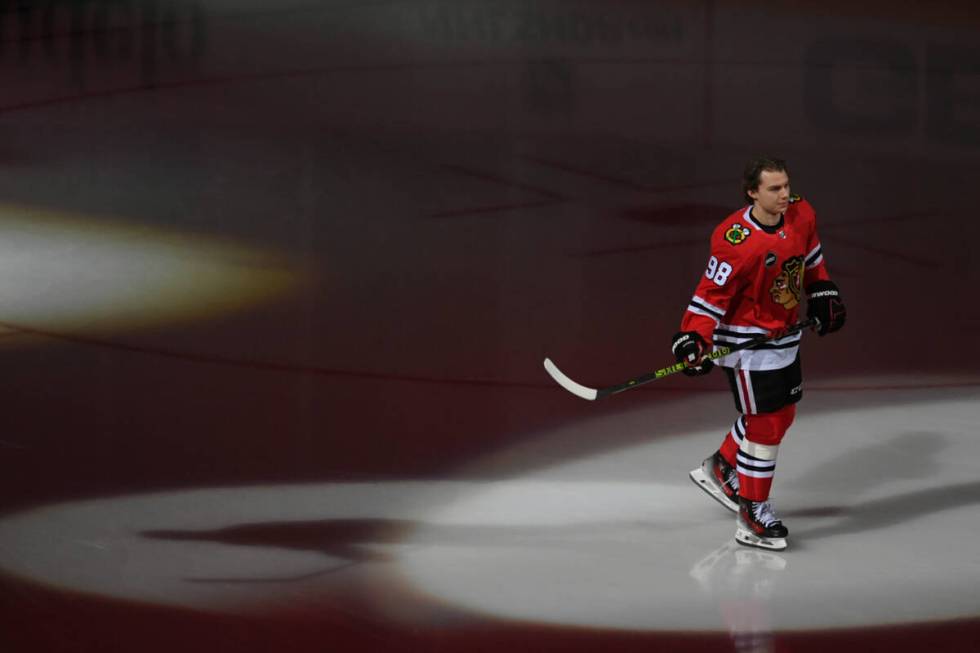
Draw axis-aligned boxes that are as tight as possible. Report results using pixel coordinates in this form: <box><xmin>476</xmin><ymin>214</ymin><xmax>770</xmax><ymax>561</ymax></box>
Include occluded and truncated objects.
<box><xmin>770</xmin><ymin>256</ymin><xmax>803</xmax><ymax>310</ymax></box>
<box><xmin>724</xmin><ymin>224</ymin><xmax>751</xmax><ymax>246</ymax></box>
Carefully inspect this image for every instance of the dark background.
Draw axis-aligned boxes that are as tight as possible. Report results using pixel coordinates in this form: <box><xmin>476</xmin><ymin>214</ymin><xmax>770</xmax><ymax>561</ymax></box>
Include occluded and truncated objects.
<box><xmin>1</xmin><ymin>1</ymin><xmax>978</xmax><ymax>651</ymax></box>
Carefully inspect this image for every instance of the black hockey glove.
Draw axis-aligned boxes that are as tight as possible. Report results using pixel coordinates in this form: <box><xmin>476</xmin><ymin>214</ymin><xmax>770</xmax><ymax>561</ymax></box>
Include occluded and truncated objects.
<box><xmin>806</xmin><ymin>280</ymin><xmax>846</xmax><ymax>336</ymax></box>
<box><xmin>671</xmin><ymin>331</ymin><xmax>714</xmax><ymax>377</ymax></box>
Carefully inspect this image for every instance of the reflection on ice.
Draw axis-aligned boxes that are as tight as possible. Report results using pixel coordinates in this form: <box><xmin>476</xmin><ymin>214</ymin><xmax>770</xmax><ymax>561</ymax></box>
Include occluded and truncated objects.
<box><xmin>691</xmin><ymin>542</ymin><xmax>787</xmax><ymax>653</ymax></box>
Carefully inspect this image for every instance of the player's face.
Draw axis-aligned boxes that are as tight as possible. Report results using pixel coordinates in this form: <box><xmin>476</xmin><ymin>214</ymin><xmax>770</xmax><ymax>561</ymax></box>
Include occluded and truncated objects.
<box><xmin>748</xmin><ymin>169</ymin><xmax>790</xmax><ymax>217</ymax></box>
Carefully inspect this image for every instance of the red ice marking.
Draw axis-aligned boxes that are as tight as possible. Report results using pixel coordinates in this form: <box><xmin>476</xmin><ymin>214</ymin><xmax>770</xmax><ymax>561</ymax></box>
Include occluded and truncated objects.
<box><xmin>438</xmin><ymin>164</ymin><xmax>565</xmax><ymax>200</ymax></box>
<box><xmin>3</xmin><ymin>326</ymin><xmax>973</xmax><ymax>395</ymax></box>
<box><xmin>573</xmin><ymin>237</ymin><xmax>704</xmax><ymax>258</ymax></box>
<box><xmin>522</xmin><ymin>155</ymin><xmax>731</xmax><ymax>195</ymax></box>
<box><xmin>820</xmin><ymin>210</ymin><xmax>937</xmax><ymax>229</ymax></box>
<box><xmin>427</xmin><ymin>199</ymin><xmax>562</xmax><ymax>219</ymax></box>
<box><xmin>0</xmin><ymin>321</ymin><xmax>550</xmax><ymax>390</ymax></box>
<box><xmin>822</xmin><ymin>234</ymin><xmax>942</xmax><ymax>269</ymax></box>
<box><xmin>619</xmin><ymin>204</ymin><xmax>730</xmax><ymax>225</ymax></box>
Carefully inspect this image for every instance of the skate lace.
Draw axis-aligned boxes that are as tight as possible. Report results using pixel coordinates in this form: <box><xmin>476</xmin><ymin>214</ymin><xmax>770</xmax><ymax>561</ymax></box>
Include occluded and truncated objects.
<box><xmin>752</xmin><ymin>501</ymin><xmax>781</xmax><ymax>527</ymax></box>
<box><xmin>725</xmin><ymin>469</ymin><xmax>739</xmax><ymax>490</ymax></box>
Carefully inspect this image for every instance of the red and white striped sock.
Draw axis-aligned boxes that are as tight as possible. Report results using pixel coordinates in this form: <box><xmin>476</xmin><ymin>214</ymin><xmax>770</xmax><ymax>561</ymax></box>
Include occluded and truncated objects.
<box><xmin>737</xmin><ymin>438</ymin><xmax>778</xmax><ymax>501</ymax></box>
<box><xmin>736</xmin><ymin>405</ymin><xmax>796</xmax><ymax>501</ymax></box>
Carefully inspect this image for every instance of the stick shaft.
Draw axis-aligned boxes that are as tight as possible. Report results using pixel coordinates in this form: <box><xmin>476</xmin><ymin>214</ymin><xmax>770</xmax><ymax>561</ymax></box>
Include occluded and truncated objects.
<box><xmin>544</xmin><ymin>319</ymin><xmax>817</xmax><ymax>401</ymax></box>
<box><xmin>597</xmin><ymin>318</ymin><xmax>816</xmax><ymax>398</ymax></box>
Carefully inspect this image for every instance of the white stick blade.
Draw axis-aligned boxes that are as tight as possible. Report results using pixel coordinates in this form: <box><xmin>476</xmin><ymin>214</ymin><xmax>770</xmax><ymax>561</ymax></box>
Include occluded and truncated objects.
<box><xmin>543</xmin><ymin>358</ymin><xmax>598</xmax><ymax>400</ymax></box>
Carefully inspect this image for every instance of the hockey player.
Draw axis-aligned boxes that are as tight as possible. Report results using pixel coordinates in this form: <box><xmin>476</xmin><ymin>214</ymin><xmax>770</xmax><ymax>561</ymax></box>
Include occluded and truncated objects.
<box><xmin>674</xmin><ymin>157</ymin><xmax>845</xmax><ymax>550</ymax></box>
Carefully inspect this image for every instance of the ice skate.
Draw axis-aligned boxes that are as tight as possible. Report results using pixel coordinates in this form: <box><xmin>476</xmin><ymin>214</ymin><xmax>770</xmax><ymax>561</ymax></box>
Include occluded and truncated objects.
<box><xmin>735</xmin><ymin>498</ymin><xmax>788</xmax><ymax>551</ymax></box>
<box><xmin>689</xmin><ymin>451</ymin><xmax>739</xmax><ymax>512</ymax></box>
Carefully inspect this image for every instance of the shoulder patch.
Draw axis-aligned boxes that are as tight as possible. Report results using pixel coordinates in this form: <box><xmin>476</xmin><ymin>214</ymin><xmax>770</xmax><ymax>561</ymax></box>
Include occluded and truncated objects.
<box><xmin>724</xmin><ymin>223</ymin><xmax>751</xmax><ymax>246</ymax></box>
<box><xmin>789</xmin><ymin>194</ymin><xmax>803</xmax><ymax>204</ymax></box>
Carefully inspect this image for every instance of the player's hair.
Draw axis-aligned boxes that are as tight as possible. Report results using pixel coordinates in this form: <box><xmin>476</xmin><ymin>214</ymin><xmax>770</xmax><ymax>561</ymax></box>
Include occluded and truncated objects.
<box><xmin>742</xmin><ymin>156</ymin><xmax>789</xmax><ymax>203</ymax></box>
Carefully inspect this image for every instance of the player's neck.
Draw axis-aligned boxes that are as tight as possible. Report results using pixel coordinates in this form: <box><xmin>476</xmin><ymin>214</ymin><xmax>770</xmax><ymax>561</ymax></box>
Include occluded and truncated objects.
<box><xmin>751</xmin><ymin>204</ymin><xmax>782</xmax><ymax>226</ymax></box>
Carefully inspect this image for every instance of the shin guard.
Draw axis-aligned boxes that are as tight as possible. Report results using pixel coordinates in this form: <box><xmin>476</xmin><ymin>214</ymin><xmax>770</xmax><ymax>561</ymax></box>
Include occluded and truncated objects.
<box><xmin>737</xmin><ymin>405</ymin><xmax>796</xmax><ymax>501</ymax></box>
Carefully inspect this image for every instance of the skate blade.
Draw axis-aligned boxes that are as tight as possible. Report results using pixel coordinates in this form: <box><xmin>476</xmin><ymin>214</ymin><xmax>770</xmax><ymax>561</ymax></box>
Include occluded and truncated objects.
<box><xmin>689</xmin><ymin>468</ymin><xmax>738</xmax><ymax>513</ymax></box>
<box><xmin>735</xmin><ymin>526</ymin><xmax>787</xmax><ymax>551</ymax></box>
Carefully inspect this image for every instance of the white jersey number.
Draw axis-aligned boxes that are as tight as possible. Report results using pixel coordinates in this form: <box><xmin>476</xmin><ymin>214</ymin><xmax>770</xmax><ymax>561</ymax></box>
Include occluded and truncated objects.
<box><xmin>705</xmin><ymin>256</ymin><xmax>733</xmax><ymax>286</ymax></box>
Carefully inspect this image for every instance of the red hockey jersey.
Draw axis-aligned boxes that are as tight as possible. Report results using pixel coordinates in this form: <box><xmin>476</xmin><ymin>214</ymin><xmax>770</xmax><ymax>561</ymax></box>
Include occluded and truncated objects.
<box><xmin>680</xmin><ymin>197</ymin><xmax>831</xmax><ymax>371</ymax></box>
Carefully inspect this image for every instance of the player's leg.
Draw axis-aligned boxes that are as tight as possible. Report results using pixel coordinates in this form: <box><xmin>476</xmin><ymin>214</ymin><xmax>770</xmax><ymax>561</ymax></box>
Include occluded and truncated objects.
<box><xmin>689</xmin><ymin>415</ymin><xmax>745</xmax><ymax>512</ymax></box>
<box><xmin>730</xmin><ymin>357</ymin><xmax>802</xmax><ymax>550</ymax></box>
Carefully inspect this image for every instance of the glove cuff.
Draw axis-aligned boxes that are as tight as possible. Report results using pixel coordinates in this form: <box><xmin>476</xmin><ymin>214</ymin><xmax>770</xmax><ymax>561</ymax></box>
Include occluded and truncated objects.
<box><xmin>806</xmin><ymin>280</ymin><xmax>840</xmax><ymax>299</ymax></box>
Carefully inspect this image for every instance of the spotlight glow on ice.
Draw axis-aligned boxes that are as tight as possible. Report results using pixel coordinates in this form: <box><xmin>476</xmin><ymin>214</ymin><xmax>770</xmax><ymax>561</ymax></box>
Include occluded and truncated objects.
<box><xmin>0</xmin><ymin>383</ymin><xmax>978</xmax><ymax>631</ymax></box>
<box><xmin>0</xmin><ymin>203</ymin><xmax>297</xmax><ymax>342</ymax></box>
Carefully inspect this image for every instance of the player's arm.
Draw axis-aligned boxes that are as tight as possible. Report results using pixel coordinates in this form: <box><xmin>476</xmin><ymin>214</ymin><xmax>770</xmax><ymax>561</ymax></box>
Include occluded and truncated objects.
<box><xmin>673</xmin><ymin>236</ymin><xmax>744</xmax><ymax>375</ymax></box>
<box><xmin>800</xmin><ymin>201</ymin><xmax>846</xmax><ymax>336</ymax></box>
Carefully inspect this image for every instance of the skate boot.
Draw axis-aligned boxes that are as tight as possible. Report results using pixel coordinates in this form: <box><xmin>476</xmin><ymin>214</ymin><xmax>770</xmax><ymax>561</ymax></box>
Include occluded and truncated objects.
<box><xmin>735</xmin><ymin>497</ymin><xmax>788</xmax><ymax>551</ymax></box>
<box><xmin>689</xmin><ymin>452</ymin><xmax>739</xmax><ymax>513</ymax></box>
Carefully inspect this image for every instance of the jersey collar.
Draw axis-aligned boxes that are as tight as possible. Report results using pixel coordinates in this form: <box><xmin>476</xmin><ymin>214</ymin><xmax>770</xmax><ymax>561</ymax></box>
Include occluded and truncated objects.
<box><xmin>742</xmin><ymin>206</ymin><xmax>785</xmax><ymax>234</ymax></box>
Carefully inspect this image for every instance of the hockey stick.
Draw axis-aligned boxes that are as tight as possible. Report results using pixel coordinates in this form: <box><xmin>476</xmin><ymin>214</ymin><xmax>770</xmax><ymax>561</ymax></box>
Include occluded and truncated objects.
<box><xmin>543</xmin><ymin>318</ymin><xmax>818</xmax><ymax>401</ymax></box>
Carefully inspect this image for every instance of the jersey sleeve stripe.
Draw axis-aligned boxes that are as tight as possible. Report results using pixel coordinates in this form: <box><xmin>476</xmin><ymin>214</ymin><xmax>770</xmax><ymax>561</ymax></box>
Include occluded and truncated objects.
<box><xmin>691</xmin><ymin>296</ymin><xmax>726</xmax><ymax>319</ymax></box>
<box><xmin>686</xmin><ymin>304</ymin><xmax>721</xmax><ymax>326</ymax></box>
<box><xmin>805</xmin><ymin>245</ymin><xmax>823</xmax><ymax>268</ymax></box>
